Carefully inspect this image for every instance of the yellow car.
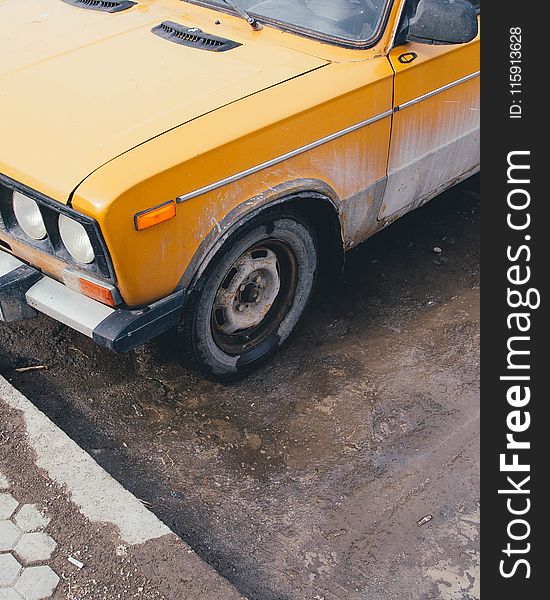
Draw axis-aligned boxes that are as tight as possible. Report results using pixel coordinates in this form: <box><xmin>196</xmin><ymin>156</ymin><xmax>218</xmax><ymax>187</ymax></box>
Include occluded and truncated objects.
<box><xmin>0</xmin><ymin>0</ymin><xmax>479</xmax><ymax>380</ymax></box>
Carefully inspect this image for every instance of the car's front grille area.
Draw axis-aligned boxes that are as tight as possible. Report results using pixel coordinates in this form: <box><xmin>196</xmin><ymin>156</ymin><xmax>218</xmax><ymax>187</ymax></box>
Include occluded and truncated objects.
<box><xmin>0</xmin><ymin>174</ymin><xmax>114</xmax><ymax>280</ymax></box>
<box><xmin>152</xmin><ymin>21</ymin><xmax>242</xmax><ymax>52</ymax></box>
<box><xmin>60</xmin><ymin>0</ymin><xmax>137</xmax><ymax>13</ymax></box>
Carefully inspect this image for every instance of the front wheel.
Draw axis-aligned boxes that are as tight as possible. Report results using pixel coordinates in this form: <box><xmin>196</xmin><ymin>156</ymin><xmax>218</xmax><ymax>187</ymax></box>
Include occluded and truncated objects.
<box><xmin>178</xmin><ymin>211</ymin><xmax>318</xmax><ymax>381</ymax></box>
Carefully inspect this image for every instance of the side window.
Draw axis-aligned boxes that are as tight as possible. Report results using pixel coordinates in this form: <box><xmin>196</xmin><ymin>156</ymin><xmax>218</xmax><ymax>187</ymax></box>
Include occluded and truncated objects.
<box><xmin>395</xmin><ymin>0</ymin><xmax>479</xmax><ymax>46</ymax></box>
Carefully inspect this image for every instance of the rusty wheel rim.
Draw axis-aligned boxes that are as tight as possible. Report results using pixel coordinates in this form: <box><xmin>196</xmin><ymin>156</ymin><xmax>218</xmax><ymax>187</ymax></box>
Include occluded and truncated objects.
<box><xmin>211</xmin><ymin>240</ymin><xmax>298</xmax><ymax>356</ymax></box>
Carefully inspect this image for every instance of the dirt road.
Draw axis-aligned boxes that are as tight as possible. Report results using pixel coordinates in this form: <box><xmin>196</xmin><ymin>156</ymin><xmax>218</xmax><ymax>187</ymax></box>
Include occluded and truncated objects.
<box><xmin>0</xmin><ymin>177</ymin><xmax>480</xmax><ymax>600</ymax></box>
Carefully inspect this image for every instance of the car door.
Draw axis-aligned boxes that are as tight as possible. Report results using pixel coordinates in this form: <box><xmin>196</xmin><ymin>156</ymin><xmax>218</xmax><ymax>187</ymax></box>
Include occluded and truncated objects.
<box><xmin>379</xmin><ymin>0</ymin><xmax>480</xmax><ymax>220</ymax></box>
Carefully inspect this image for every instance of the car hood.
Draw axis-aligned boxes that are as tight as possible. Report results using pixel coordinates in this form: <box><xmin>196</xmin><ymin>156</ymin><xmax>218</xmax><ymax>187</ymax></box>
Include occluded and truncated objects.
<box><xmin>0</xmin><ymin>0</ymin><xmax>326</xmax><ymax>203</ymax></box>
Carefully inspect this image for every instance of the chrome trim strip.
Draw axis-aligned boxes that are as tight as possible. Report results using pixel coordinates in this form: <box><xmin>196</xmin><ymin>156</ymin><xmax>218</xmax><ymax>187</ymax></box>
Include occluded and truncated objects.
<box><xmin>396</xmin><ymin>71</ymin><xmax>480</xmax><ymax>111</ymax></box>
<box><xmin>176</xmin><ymin>71</ymin><xmax>479</xmax><ymax>204</ymax></box>
<box><xmin>176</xmin><ymin>109</ymin><xmax>394</xmax><ymax>203</ymax></box>
<box><xmin>26</xmin><ymin>277</ymin><xmax>114</xmax><ymax>338</ymax></box>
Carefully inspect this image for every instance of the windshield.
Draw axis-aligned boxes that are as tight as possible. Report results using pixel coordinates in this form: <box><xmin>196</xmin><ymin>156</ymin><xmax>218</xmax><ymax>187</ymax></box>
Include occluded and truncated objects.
<box><xmin>191</xmin><ymin>0</ymin><xmax>392</xmax><ymax>44</ymax></box>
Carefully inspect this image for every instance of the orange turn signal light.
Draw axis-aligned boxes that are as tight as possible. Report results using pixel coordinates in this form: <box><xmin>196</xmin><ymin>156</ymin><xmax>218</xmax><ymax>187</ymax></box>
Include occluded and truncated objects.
<box><xmin>79</xmin><ymin>277</ymin><xmax>119</xmax><ymax>306</ymax></box>
<box><xmin>63</xmin><ymin>270</ymin><xmax>121</xmax><ymax>307</ymax></box>
<box><xmin>135</xmin><ymin>200</ymin><xmax>176</xmax><ymax>231</ymax></box>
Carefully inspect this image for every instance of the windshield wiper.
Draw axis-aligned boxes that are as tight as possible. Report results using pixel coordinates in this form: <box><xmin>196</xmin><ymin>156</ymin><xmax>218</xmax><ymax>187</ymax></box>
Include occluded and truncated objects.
<box><xmin>221</xmin><ymin>0</ymin><xmax>263</xmax><ymax>31</ymax></box>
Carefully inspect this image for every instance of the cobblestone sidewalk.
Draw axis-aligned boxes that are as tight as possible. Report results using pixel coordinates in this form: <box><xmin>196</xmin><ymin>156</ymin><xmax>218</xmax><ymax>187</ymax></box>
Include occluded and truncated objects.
<box><xmin>0</xmin><ymin>376</ymin><xmax>245</xmax><ymax>600</ymax></box>
<box><xmin>1</xmin><ymin>471</ymin><xmax>59</xmax><ymax>600</ymax></box>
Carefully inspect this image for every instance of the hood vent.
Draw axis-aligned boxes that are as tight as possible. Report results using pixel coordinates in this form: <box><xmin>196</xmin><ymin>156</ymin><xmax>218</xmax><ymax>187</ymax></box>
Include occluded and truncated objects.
<box><xmin>61</xmin><ymin>0</ymin><xmax>137</xmax><ymax>12</ymax></box>
<box><xmin>152</xmin><ymin>21</ymin><xmax>241</xmax><ymax>52</ymax></box>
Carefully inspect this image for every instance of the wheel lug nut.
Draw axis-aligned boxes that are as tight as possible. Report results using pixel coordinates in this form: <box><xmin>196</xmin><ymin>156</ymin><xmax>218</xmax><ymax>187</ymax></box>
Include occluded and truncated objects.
<box><xmin>238</xmin><ymin>305</ymin><xmax>244</xmax><ymax>312</ymax></box>
<box><xmin>254</xmin><ymin>276</ymin><xmax>261</xmax><ymax>283</ymax></box>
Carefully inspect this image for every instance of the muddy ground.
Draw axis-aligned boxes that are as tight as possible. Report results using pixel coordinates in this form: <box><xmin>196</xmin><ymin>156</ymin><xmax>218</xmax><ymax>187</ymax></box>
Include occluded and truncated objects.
<box><xmin>0</xmin><ymin>176</ymin><xmax>480</xmax><ymax>600</ymax></box>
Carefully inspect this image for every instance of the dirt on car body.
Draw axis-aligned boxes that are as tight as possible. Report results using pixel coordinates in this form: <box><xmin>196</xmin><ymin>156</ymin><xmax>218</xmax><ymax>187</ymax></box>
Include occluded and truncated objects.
<box><xmin>0</xmin><ymin>178</ymin><xmax>480</xmax><ymax>600</ymax></box>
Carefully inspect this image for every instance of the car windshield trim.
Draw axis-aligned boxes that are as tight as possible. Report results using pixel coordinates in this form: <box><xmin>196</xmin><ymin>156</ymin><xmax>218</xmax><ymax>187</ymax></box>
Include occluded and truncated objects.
<box><xmin>182</xmin><ymin>0</ymin><xmax>396</xmax><ymax>49</ymax></box>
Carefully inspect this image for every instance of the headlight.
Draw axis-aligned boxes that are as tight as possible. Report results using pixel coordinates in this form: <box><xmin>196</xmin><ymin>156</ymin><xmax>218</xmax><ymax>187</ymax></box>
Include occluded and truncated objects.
<box><xmin>59</xmin><ymin>214</ymin><xmax>95</xmax><ymax>264</ymax></box>
<box><xmin>12</xmin><ymin>191</ymin><xmax>47</xmax><ymax>240</ymax></box>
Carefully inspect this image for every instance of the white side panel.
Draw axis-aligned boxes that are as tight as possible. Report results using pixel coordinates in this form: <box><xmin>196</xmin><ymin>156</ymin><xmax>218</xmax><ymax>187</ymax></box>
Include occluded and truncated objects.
<box><xmin>380</xmin><ymin>76</ymin><xmax>480</xmax><ymax>220</ymax></box>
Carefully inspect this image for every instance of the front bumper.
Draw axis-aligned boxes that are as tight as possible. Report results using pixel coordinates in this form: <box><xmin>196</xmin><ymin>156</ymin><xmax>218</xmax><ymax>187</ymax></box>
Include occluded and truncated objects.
<box><xmin>0</xmin><ymin>250</ymin><xmax>185</xmax><ymax>352</ymax></box>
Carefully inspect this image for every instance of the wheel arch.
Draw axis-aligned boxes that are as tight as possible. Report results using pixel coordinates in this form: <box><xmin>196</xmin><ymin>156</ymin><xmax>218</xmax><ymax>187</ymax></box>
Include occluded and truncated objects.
<box><xmin>178</xmin><ymin>179</ymin><xmax>345</xmax><ymax>295</ymax></box>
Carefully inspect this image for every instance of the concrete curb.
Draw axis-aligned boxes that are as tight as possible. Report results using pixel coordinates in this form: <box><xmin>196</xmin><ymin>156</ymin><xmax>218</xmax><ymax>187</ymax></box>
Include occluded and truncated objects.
<box><xmin>0</xmin><ymin>375</ymin><xmax>245</xmax><ymax>599</ymax></box>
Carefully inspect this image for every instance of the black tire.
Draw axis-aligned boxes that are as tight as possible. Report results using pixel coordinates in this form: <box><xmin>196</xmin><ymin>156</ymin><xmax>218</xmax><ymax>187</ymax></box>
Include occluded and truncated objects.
<box><xmin>178</xmin><ymin>210</ymin><xmax>318</xmax><ymax>381</ymax></box>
